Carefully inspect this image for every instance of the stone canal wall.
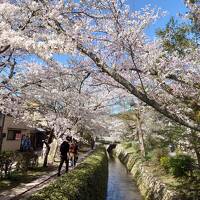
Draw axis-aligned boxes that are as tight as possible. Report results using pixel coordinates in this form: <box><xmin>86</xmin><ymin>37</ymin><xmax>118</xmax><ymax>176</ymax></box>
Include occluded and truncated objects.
<box><xmin>115</xmin><ymin>144</ymin><xmax>184</xmax><ymax>200</ymax></box>
<box><xmin>28</xmin><ymin>147</ymin><xmax>108</xmax><ymax>200</ymax></box>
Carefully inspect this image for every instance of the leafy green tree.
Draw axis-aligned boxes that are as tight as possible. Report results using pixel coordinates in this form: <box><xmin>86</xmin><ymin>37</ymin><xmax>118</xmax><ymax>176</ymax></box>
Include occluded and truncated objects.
<box><xmin>186</xmin><ymin>0</ymin><xmax>200</xmax><ymax>43</ymax></box>
<box><xmin>156</xmin><ymin>2</ymin><xmax>200</xmax><ymax>168</ymax></box>
<box><xmin>156</xmin><ymin>17</ymin><xmax>194</xmax><ymax>55</ymax></box>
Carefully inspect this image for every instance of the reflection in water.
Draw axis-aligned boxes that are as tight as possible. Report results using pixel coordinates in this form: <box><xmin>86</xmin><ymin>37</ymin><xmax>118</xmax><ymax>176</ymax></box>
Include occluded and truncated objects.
<box><xmin>106</xmin><ymin>155</ymin><xmax>142</xmax><ymax>200</ymax></box>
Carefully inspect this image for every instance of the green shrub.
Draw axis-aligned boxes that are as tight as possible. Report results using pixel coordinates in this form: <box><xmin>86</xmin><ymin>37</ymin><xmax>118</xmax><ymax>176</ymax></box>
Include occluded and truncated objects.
<box><xmin>125</xmin><ymin>142</ymin><xmax>132</xmax><ymax>149</ymax></box>
<box><xmin>0</xmin><ymin>151</ymin><xmax>16</xmax><ymax>178</ymax></box>
<box><xmin>15</xmin><ymin>151</ymin><xmax>38</xmax><ymax>172</ymax></box>
<box><xmin>169</xmin><ymin>154</ymin><xmax>194</xmax><ymax>177</ymax></box>
<box><xmin>28</xmin><ymin>147</ymin><xmax>108</xmax><ymax>200</ymax></box>
<box><xmin>160</xmin><ymin>154</ymin><xmax>194</xmax><ymax>177</ymax></box>
<box><xmin>0</xmin><ymin>151</ymin><xmax>38</xmax><ymax>179</ymax></box>
<box><xmin>121</xmin><ymin>142</ymin><xmax>132</xmax><ymax>149</ymax></box>
<box><xmin>131</xmin><ymin>142</ymin><xmax>140</xmax><ymax>152</ymax></box>
<box><xmin>160</xmin><ymin>156</ymin><xmax>171</xmax><ymax>172</ymax></box>
<box><xmin>145</xmin><ymin>135</ymin><xmax>165</xmax><ymax>151</ymax></box>
<box><xmin>147</xmin><ymin>148</ymin><xmax>168</xmax><ymax>163</ymax></box>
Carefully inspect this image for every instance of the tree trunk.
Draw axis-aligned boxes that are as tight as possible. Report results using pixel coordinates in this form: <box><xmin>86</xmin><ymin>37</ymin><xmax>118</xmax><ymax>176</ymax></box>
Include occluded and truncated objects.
<box><xmin>0</xmin><ymin>114</ymin><xmax>5</xmax><ymax>153</ymax></box>
<box><xmin>139</xmin><ymin>130</ymin><xmax>146</xmax><ymax>157</ymax></box>
<box><xmin>136</xmin><ymin>110</ymin><xmax>146</xmax><ymax>157</ymax></box>
<box><xmin>194</xmin><ymin>147</ymin><xmax>200</xmax><ymax>168</ymax></box>
<box><xmin>43</xmin><ymin>143</ymin><xmax>50</xmax><ymax>167</ymax></box>
<box><xmin>0</xmin><ymin>134</ymin><xmax>3</xmax><ymax>153</ymax></box>
<box><xmin>190</xmin><ymin>131</ymin><xmax>200</xmax><ymax>168</ymax></box>
<box><xmin>42</xmin><ymin>130</ymin><xmax>54</xmax><ymax>167</ymax></box>
<box><xmin>53</xmin><ymin>142</ymin><xmax>58</xmax><ymax>162</ymax></box>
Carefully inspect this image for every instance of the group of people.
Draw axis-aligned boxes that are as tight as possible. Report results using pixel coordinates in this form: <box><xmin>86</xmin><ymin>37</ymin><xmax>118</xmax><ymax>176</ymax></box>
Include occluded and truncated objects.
<box><xmin>20</xmin><ymin>135</ymin><xmax>32</xmax><ymax>152</ymax></box>
<box><xmin>58</xmin><ymin>136</ymin><xmax>79</xmax><ymax>176</ymax></box>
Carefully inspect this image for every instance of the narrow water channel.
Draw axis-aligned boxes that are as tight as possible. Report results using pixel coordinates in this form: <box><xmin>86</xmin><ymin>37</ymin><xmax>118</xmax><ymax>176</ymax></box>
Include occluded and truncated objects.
<box><xmin>106</xmin><ymin>155</ymin><xmax>142</xmax><ymax>200</ymax></box>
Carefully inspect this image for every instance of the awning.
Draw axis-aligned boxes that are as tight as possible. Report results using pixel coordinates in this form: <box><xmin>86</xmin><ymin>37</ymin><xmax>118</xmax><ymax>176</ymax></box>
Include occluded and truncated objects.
<box><xmin>36</xmin><ymin>128</ymin><xmax>46</xmax><ymax>132</ymax></box>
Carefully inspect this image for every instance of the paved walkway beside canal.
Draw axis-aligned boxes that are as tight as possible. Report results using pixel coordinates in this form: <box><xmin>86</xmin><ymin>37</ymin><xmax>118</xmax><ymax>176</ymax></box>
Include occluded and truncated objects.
<box><xmin>0</xmin><ymin>150</ymin><xmax>93</xmax><ymax>200</ymax></box>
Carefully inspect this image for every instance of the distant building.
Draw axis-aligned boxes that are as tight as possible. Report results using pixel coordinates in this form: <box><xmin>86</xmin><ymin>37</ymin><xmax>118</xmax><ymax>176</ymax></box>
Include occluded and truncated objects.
<box><xmin>0</xmin><ymin>114</ymin><xmax>45</xmax><ymax>152</ymax></box>
<box><xmin>110</xmin><ymin>96</ymin><xmax>135</xmax><ymax>114</ymax></box>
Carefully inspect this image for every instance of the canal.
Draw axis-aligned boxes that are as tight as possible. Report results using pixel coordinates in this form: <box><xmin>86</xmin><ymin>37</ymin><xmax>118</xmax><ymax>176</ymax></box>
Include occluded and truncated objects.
<box><xmin>106</xmin><ymin>155</ymin><xmax>142</xmax><ymax>200</ymax></box>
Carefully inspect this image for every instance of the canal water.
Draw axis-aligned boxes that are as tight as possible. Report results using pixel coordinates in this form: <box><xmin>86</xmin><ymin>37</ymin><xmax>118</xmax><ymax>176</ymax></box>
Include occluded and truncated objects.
<box><xmin>106</xmin><ymin>155</ymin><xmax>142</xmax><ymax>200</ymax></box>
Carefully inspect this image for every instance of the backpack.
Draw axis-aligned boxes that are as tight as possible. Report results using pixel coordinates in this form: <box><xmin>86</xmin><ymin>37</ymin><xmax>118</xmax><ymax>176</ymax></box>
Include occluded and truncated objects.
<box><xmin>69</xmin><ymin>143</ymin><xmax>76</xmax><ymax>153</ymax></box>
<box><xmin>60</xmin><ymin>141</ymin><xmax>69</xmax><ymax>155</ymax></box>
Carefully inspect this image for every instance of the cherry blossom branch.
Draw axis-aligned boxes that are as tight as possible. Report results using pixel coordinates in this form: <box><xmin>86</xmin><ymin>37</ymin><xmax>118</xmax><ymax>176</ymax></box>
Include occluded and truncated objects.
<box><xmin>77</xmin><ymin>43</ymin><xmax>200</xmax><ymax>131</ymax></box>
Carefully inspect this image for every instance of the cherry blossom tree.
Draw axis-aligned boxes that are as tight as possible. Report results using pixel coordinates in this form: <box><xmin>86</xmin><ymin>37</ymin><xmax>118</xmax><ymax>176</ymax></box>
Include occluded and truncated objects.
<box><xmin>0</xmin><ymin>0</ymin><xmax>199</xmax><ymax>132</ymax></box>
<box><xmin>0</xmin><ymin>55</ymin><xmax>121</xmax><ymax>164</ymax></box>
<box><xmin>0</xmin><ymin>0</ymin><xmax>200</xmax><ymax>169</ymax></box>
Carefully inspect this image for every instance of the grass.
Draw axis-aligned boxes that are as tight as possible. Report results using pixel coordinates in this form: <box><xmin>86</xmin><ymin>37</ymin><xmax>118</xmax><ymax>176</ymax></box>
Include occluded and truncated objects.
<box><xmin>121</xmin><ymin>142</ymin><xmax>200</xmax><ymax>197</ymax></box>
<box><xmin>0</xmin><ymin>165</ymin><xmax>57</xmax><ymax>193</ymax></box>
<box><xmin>143</xmin><ymin>163</ymin><xmax>200</xmax><ymax>199</ymax></box>
<box><xmin>142</xmin><ymin>159</ymin><xmax>200</xmax><ymax>191</ymax></box>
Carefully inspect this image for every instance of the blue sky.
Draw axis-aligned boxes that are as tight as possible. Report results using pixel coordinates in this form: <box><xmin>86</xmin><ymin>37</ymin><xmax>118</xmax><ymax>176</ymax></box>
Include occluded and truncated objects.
<box><xmin>55</xmin><ymin>0</ymin><xmax>188</xmax><ymax>65</ymax></box>
<box><xmin>127</xmin><ymin>0</ymin><xmax>188</xmax><ymax>39</ymax></box>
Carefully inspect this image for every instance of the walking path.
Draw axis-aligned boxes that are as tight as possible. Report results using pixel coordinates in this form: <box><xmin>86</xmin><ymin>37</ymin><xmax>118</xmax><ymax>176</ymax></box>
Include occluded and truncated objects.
<box><xmin>0</xmin><ymin>149</ymin><xmax>93</xmax><ymax>200</ymax></box>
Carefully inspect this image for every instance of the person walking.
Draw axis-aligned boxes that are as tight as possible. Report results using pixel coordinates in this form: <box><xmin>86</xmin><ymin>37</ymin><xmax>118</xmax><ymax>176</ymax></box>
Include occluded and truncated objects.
<box><xmin>58</xmin><ymin>136</ymin><xmax>70</xmax><ymax>176</ymax></box>
<box><xmin>90</xmin><ymin>137</ymin><xmax>95</xmax><ymax>150</ymax></box>
<box><xmin>20</xmin><ymin>135</ymin><xmax>26</xmax><ymax>151</ymax></box>
<box><xmin>72</xmin><ymin>139</ymin><xmax>79</xmax><ymax>166</ymax></box>
<box><xmin>69</xmin><ymin>138</ymin><xmax>77</xmax><ymax>167</ymax></box>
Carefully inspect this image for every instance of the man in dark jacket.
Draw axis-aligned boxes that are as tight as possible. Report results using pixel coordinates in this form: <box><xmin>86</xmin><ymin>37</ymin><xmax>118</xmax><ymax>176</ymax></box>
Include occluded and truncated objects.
<box><xmin>58</xmin><ymin>136</ymin><xmax>70</xmax><ymax>176</ymax></box>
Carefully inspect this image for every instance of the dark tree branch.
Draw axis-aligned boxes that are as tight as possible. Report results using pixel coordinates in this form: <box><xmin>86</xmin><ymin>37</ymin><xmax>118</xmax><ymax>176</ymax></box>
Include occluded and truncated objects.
<box><xmin>79</xmin><ymin>72</ymin><xmax>91</xmax><ymax>93</ymax></box>
<box><xmin>129</xmin><ymin>46</ymin><xmax>147</xmax><ymax>96</ymax></box>
<box><xmin>0</xmin><ymin>45</ymin><xmax>10</xmax><ymax>54</ymax></box>
<box><xmin>77</xmin><ymin>43</ymin><xmax>200</xmax><ymax>131</ymax></box>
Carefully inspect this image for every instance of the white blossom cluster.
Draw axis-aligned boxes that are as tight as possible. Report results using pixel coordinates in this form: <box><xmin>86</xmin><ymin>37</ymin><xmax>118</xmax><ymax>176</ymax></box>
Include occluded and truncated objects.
<box><xmin>0</xmin><ymin>0</ymin><xmax>200</xmax><ymax>135</ymax></box>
